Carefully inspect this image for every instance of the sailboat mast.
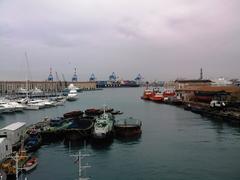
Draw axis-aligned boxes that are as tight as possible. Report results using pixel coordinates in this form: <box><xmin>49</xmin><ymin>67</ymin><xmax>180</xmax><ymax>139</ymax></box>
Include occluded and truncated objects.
<box><xmin>24</xmin><ymin>52</ymin><xmax>29</xmax><ymax>98</ymax></box>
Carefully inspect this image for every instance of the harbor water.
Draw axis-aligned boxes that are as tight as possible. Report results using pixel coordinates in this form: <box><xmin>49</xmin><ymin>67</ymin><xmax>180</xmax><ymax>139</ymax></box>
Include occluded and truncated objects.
<box><xmin>1</xmin><ymin>88</ymin><xmax>240</xmax><ymax>180</ymax></box>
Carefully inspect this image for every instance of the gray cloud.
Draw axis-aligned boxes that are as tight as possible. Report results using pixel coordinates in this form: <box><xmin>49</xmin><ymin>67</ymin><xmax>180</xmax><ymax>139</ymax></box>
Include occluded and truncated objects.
<box><xmin>0</xmin><ymin>0</ymin><xmax>240</xmax><ymax>81</ymax></box>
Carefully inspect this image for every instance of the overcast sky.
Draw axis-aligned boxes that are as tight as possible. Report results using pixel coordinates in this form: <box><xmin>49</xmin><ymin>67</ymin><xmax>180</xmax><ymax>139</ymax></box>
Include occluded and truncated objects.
<box><xmin>0</xmin><ymin>0</ymin><xmax>239</xmax><ymax>81</ymax></box>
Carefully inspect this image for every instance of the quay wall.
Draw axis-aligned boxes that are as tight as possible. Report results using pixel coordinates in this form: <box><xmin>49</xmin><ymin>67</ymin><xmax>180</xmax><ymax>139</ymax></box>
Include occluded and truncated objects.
<box><xmin>0</xmin><ymin>81</ymin><xmax>96</xmax><ymax>95</ymax></box>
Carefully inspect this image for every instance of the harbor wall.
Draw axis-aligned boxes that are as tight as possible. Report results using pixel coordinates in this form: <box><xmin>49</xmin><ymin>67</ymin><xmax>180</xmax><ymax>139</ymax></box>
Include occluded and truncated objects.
<box><xmin>0</xmin><ymin>81</ymin><xmax>96</xmax><ymax>95</ymax></box>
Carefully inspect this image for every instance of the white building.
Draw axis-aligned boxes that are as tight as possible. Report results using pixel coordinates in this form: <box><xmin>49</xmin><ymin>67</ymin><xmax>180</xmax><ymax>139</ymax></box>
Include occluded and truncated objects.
<box><xmin>0</xmin><ymin>122</ymin><xmax>26</xmax><ymax>146</ymax></box>
<box><xmin>0</xmin><ymin>138</ymin><xmax>12</xmax><ymax>161</ymax></box>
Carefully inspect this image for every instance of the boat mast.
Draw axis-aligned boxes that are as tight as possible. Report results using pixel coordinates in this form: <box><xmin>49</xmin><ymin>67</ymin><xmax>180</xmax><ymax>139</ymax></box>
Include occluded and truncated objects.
<box><xmin>24</xmin><ymin>52</ymin><xmax>29</xmax><ymax>99</ymax></box>
<box><xmin>9</xmin><ymin>152</ymin><xmax>27</xmax><ymax>180</ymax></box>
<box><xmin>71</xmin><ymin>150</ymin><xmax>91</xmax><ymax>180</ymax></box>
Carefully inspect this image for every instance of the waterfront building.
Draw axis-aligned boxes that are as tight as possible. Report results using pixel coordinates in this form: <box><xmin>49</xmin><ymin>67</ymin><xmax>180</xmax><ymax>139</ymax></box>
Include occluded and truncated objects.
<box><xmin>174</xmin><ymin>79</ymin><xmax>212</xmax><ymax>89</ymax></box>
<box><xmin>0</xmin><ymin>138</ymin><xmax>12</xmax><ymax>161</ymax></box>
<box><xmin>175</xmin><ymin>85</ymin><xmax>240</xmax><ymax>102</ymax></box>
<box><xmin>0</xmin><ymin>122</ymin><xmax>26</xmax><ymax>146</ymax></box>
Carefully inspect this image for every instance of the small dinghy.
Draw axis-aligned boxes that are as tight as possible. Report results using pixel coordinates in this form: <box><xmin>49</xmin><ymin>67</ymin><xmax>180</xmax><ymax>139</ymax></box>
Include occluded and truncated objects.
<box><xmin>23</xmin><ymin>157</ymin><xmax>38</xmax><ymax>172</ymax></box>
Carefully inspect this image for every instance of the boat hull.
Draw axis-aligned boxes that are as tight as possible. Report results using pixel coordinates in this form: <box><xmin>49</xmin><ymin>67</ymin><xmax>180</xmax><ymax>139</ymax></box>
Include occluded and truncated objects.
<box><xmin>23</xmin><ymin>158</ymin><xmax>38</xmax><ymax>172</ymax></box>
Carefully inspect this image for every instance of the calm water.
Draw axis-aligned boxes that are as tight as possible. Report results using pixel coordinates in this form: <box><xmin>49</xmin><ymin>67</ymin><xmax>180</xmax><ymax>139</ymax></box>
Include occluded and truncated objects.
<box><xmin>1</xmin><ymin>88</ymin><xmax>240</xmax><ymax>180</ymax></box>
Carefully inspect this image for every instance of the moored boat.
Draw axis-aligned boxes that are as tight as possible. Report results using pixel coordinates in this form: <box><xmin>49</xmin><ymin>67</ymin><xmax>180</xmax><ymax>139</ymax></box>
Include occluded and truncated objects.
<box><xmin>163</xmin><ymin>89</ymin><xmax>176</xmax><ymax>97</ymax></box>
<box><xmin>149</xmin><ymin>92</ymin><xmax>164</xmax><ymax>102</ymax></box>
<box><xmin>50</xmin><ymin>117</ymin><xmax>65</xmax><ymax>127</ymax></box>
<box><xmin>93</xmin><ymin>112</ymin><xmax>114</xmax><ymax>140</ymax></box>
<box><xmin>66</xmin><ymin>118</ymin><xmax>94</xmax><ymax>140</ymax></box>
<box><xmin>141</xmin><ymin>89</ymin><xmax>153</xmax><ymax>100</ymax></box>
<box><xmin>25</xmin><ymin>130</ymin><xmax>42</xmax><ymax>152</ymax></box>
<box><xmin>22</xmin><ymin>157</ymin><xmax>38</xmax><ymax>172</ymax></box>
<box><xmin>67</xmin><ymin>89</ymin><xmax>78</xmax><ymax>101</ymax></box>
<box><xmin>64</xmin><ymin>110</ymin><xmax>84</xmax><ymax>119</ymax></box>
<box><xmin>85</xmin><ymin>108</ymin><xmax>104</xmax><ymax>116</ymax></box>
<box><xmin>111</xmin><ymin>110</ymin><xmax>123</xmax><ymax>115</ymax></box>
<box><xmin>114</xmin><ymin>117</ymin><xmax>142</xmax><ymax>138</ymax></box>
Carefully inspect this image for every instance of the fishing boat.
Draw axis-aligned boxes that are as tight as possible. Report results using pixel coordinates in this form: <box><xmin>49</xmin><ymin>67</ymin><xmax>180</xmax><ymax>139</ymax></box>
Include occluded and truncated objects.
<box><xmin>114</xmin><ymin>117</ymin><xmax>142</xmax><ymax>138</ymax></box>
<box><xmin>25</xmin><ymin>130</ymin><xmax>42</xmax><ymax>152</ymax></box>
<box><xmin>64</xmin><ymin>110</ymin><xmax>84</xmax><ymax>119</ymax></box>
<box><xmin>149</xmin><ymin>92</ymin><xmax>164</xmax><ymax>102</ymax></box>
<box><xmin>141</xmin><ymin>89</ymin><xmax>153</xmax><ymax>100</ymax></box>
<box><xmin>67</xmin><ymin>89</ymin><xmax>78</xmax><ymax>101</ymax></box>
<box><xmin>50</xmin><ymin>117</ymin><xmax>64</xmax><ymax>127</ymax></box>
<box><xmin>22</xmin><ymin>157</ymin><xmax>38</xmax><ymax>172</ymax></box>
<box><xmin>163</xmin><ymin>89</ymin><xmax>176</xmax><ymax>97</ymax></box>
<box><xmin>66</xmin><ymin>117</ymin><xmax>94</xmax><ymax>140</ymax></box>
<box><xmin>85</xmin><ymin>108</ymin><xmax>104</xmax><ymax>116</ymax></box>
<box><xmin>93</xmin><ymin>112</ymin><xmax>114</xmax><ymax>140</ymax></box>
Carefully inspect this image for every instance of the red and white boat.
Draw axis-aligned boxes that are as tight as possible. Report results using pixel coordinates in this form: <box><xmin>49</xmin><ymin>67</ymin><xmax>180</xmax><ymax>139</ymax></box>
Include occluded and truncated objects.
<box><xmin>23</xmin><ymin>157</ymin><xmax>38</xmax><ymax>172</ymax></box>
<box><xmin>149</xmin><ymin>92</ymin><xmax>164</xmax><ymax>102</ymax></box>
<box><xmin>141</xmin><ymin>89</ymin><xmax>153</xmax><ymax>100</ymax></box>
<box><xmin>163</xmin><ymin>89</ymin><xmax>176</xmax><ymax>97</ymax></box>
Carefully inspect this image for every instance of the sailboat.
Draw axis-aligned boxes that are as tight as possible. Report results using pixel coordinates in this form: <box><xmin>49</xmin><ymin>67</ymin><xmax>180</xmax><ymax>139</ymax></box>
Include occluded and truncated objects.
<box><xmin>18</xmin><ymin>52</ymin><xmax>41</xmax><ymax>110</ymax></box>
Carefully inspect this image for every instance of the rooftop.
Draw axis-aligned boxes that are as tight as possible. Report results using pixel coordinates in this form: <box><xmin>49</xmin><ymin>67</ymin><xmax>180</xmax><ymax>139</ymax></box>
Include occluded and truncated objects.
<box><xmin>176</xmin><ymin>85</ymin><xmax>240</xmax><ymax>93</ymax></box>
<box><xmin>1</xmin><ymin>122</ymin><xmax>26</xmax><ymax>131</ymax></box>
<box><xmin>175</xmin><ymin>79</ymin><xmax>212</xmax><ymax>83</ymax></box>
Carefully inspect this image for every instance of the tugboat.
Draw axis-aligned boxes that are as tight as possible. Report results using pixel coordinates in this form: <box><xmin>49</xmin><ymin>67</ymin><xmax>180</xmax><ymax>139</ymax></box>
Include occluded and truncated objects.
<box><xmin>114</xmin><ymin>117</ymin><xmax>142</xmax><ymax>138</ymax></box>
<box><xmin>141</xmin><ymin>89</ymin><xmax>153</xmax><ymax>100</ymax></box>
<box><xmin>163</xmin><ymin>89</ymin><xmax>176</xmax><ymax>97</ymax></box>
<box><xmin>92</xmin><ymin>110</ymin><xmax>114</xmax><ymax>140</ymax></box>
<box><xmin>149</xmin><ymin>91</ymin><xmax>164</xmax><ymax>102</ymax></box>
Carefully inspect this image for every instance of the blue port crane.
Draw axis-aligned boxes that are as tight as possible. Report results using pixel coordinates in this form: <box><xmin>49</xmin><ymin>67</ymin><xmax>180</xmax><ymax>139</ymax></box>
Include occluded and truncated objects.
<box><xmin>89</xmin><ymin>73</ymin><xmax>96</xmax><ymax>81</ymax></box>
<box><xmin>48</xmin><ymin>67</ymin><xmax>53</xmax><ymax>81</ymax></box>
<box><xmin>109</xmin><ymin>72</ymin><xmax>117</xmax><ymax>81</ymax></box>
<box><xmin>72</xmin><ymin>67</ymin><xmax>78</xmax><ymax>82</ymax></box>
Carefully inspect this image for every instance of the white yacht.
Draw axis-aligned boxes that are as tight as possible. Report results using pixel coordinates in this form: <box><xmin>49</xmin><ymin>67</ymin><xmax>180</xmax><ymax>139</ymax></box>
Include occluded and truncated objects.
<box><xmin>0</xmin><ymin>101</ymin><xmax>15</xmax><ymax>113</ymax></box>
<box><xmin>0</xmin><ymin>105</ymin><xmax>5</xmax><ymax>114</ymax></box>
<box><xmin>23</xmin><ymin>99</ymin><xmax>45</xmax><ymax>110</ymax></box>
<box><xmin>8</xmin><ymin>101</ymin><xmax>25</xmax><ymax>112</ymax></box>
<box><xmin>31</xmin><ymin>87</ymin><xmax>44</xmax><ymax>96</ymax></box>
<box><xmin>67</xmin><ymin>89</ymin><xmax>78</xmax><ymax>101</ymax></box>
<box><xmin>68</xmin><ymin>83</ymin><xmax>82</xmax><ymax>92</ymax></box>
